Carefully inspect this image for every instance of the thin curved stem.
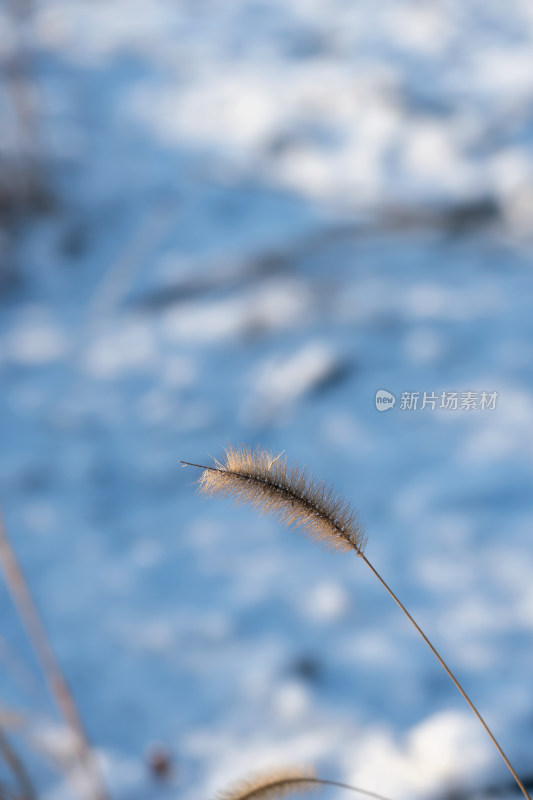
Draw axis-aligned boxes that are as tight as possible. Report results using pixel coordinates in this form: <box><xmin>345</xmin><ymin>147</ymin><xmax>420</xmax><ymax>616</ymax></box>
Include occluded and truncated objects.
<box><xmin>359</xmin><ymin>553</ymin><xmax>530</xmax><ymax>800</ymax></box>
<box><xmin>310</xmin><ymin>777</ymin><xmax>392</xmax><ymax>800</ymax></box>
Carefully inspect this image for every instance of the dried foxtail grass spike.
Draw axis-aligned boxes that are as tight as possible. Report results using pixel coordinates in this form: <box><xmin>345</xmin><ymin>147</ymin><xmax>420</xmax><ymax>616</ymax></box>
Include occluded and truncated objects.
<box><xmin>182</xmin><ymin>446</ymin><xmax>366</xmax><ymax>554</ymax></box>
<box><xmin>182</xmin><ymin>446</ymin><xmax>531</xmax><ymax>800</ymax></box>
<box><xmin>217</xmin><ymin>766</ymin><xmax>318</xmax><ymax>800</ymax></box>
<box><xmin>216</xmin><ymin>767</ymin><xmax>394</xmax><ymax>800</ymax></box>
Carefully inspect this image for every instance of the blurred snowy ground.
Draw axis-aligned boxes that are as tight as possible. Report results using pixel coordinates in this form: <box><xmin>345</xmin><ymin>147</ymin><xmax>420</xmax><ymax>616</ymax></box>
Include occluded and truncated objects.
<box><xmin>0</xmin><ymin>2</ymin><xmax>533</xmax><ymax>800</ymax></box>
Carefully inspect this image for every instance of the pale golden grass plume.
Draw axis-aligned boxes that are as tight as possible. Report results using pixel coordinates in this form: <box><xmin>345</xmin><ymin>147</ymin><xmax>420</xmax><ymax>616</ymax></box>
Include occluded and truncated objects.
<box><xmin>216</xmin><ymin>766</ymin><xmax>392</xmax><ymax>800</ymax></box>
<box><xmin>184</xmin><ymin>445</ymin><xmax>366</xmax><ymax>554</ymax></box>
<box><xmin>181</xmin><ymin>446</ymin><xmax>530</xmax><ymax>800</ymax></box>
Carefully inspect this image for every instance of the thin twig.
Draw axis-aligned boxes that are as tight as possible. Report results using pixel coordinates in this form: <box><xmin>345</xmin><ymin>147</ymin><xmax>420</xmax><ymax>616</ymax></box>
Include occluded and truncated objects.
<box><xmin>88</xmin><ymin>203</ymin><xmax>176</xmax><ymax>321</ymax></box>
<box><xmin>0</xmin><ymin>633</ymin><xmax>44</xmax><ymax>706</ymax></box>
<box><xmin>4</xmin><ymin>0</ymin><xmax>45</xmax><ymax>209</ymax></box>
<box><xmin>0</xmin><ymin>511</ymin><xmax>109</xmax><ymax>800</ymax></box>
<box><xmin>0</xmin><ymin>724</ymin><xmax>36</xmax><ymax>800</ymax></box>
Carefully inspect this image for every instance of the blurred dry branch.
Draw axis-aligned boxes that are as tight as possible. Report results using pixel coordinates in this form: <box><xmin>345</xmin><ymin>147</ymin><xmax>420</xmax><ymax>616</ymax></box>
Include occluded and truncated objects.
<box><xmin>89</xmin><ymin>202</ymin><xmax>178</xmax><ymax>322</ymax></box>
<box><xmin>0</xmin><ymin>725</ymin><xmax>35</xmax><ymax>800</ymax></box>
<box><xmin>0</xmin><ymin>512</ymin><xmax>109</xmax><ymax>800</ymax></box>
<box><xmin>0</xmin><ymin>0</ymin><xmax>49</xmax><ymax>296</ymax></box>
<box><xmin>0</xmin><ymin>635</ymin><xmax>43</xmax><ymax>707</ymax></box>
<box><xmin>0</xmin><ymin>703</ymin><xmax>99</xmax><ymax>800</ymax></box>
<box><xmin>0</xmin><ymin>0</ymin><xmax>46</xmax><ymax>212</ymax></box>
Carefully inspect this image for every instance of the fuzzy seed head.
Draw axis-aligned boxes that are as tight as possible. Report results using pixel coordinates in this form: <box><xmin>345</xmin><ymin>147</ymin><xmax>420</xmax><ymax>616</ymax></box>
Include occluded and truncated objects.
<box><xmin>198</xmin><ymin>446</ymin><xmax>365</xmax><ymax>554</ymax></box>
<box><xmin>217</xmin><ymin>767</ymin><xmax>318</xmax><ymax>800</ymax></box>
